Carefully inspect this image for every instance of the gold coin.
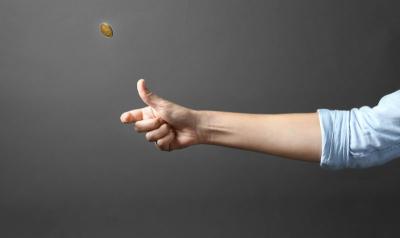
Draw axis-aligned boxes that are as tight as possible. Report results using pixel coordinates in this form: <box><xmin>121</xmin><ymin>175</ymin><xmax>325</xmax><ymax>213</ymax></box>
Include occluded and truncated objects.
<box><xmin>99</xmin><ymin>22</ymin><xmax>113</xmax><ymax>38</ymax></box>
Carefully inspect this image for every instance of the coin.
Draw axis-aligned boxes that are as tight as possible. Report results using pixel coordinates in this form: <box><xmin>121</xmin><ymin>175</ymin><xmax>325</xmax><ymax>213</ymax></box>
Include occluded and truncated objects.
<box><xmin>99</xmin><ymin>22</ymin><xmax>113</xmax><ymax>38</ymax></box>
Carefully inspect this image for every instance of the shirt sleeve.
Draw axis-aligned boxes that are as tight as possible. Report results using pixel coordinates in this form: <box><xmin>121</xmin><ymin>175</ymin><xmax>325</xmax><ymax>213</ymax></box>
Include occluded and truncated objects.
<box><xmin>317</xmin><ymin>90</ymin><xmax>400</xmax><ymax>169</ymax></box>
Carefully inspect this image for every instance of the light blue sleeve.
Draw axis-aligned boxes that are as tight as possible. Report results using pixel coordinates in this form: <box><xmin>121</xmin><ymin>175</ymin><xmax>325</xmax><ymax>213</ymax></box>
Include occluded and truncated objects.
<box><xmin>318</xmin><ymin>90</ymin><xmax>400</xmax><ymax>169</ymax></box>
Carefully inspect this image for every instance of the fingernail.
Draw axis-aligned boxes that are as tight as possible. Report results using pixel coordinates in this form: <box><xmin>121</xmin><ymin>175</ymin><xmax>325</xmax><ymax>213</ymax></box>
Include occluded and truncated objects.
<box><xmin>120</xmin><ymin>113</ymin><xmax>128</xmax><ymax>123</ymax></box>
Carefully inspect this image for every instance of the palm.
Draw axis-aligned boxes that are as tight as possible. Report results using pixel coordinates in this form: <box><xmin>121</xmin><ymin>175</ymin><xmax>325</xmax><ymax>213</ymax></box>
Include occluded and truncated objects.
<box><xmin>142</xmin><ymin>103</ymin><xmax>199</xmax><ymax>150</ymax></box>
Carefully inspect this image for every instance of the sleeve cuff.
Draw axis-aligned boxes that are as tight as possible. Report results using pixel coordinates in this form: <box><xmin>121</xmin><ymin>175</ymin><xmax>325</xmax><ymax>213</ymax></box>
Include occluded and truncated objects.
<box><xmin>317</xmin><ymin>109</ymin><xmax>350</xmax><ymax>169</ymax></box>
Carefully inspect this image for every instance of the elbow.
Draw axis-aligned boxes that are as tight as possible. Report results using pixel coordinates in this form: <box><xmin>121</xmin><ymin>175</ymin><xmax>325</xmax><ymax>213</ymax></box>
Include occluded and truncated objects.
<box><xmin>319</xmin><ymin>107</ymin><xmax>400</xmax><ymax>170</ymax></box>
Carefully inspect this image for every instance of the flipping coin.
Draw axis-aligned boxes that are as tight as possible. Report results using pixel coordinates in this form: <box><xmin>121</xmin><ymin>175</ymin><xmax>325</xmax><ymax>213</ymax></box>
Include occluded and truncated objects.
<box><xmin>99</xmin><ymin>22</ymin><xmax>113</xmax><ymax>38</ymax></box>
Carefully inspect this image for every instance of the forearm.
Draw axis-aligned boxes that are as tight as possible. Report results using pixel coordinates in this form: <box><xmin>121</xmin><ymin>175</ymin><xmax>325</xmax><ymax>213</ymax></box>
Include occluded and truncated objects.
<box><xmin>195</xmin><ymin>111</ymin><xmax>322</xmax><ymax>162</ymax></box>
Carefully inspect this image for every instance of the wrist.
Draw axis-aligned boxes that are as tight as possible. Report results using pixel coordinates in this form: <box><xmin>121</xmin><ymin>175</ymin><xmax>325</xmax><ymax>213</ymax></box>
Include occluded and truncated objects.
<box><xmin>192</xmin><ymin>110</ymin><xmax>213</xmax><ymax>144</ymax></box>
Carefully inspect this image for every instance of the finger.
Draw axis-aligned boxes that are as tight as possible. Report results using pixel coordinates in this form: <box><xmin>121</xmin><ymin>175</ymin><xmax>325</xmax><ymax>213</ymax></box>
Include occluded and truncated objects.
<box><xmin>120</xmin><ymin>108</ymin><xmax>143</xmax><ymax>124</ymax></box>
<box><xmin>134</xmin><ymin>117</ymin><xmax>163</xmax><ymax>133</ymax></box>
<box><xmin>155</xmin><ymin>130</ymin><xmax>175</xmax><ymax>151</ymax></box>
<box><xmin>145</xmin><ymin>123</ymin><xmax>170</xmax><ymax>142</ymax></box>
<box><xmin>137</xmin><ymin>79</ymin><xmax>166</xmax><ymax>108</ymax></box>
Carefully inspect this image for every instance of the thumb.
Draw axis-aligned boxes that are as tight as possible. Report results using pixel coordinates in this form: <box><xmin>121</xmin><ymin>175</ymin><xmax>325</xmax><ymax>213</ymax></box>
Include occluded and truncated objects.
<box><xmin>137</xmin><ymin>79</ymin><xmax>165</xmax><ymax>108</ymax></box>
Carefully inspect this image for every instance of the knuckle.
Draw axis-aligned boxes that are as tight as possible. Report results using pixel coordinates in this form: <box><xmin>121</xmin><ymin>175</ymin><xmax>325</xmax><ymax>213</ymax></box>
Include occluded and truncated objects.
<box><xmin>158</xmin><ymin>100</ymin><xmax>169</xmax><ymax>109</ymax></box>
<box><xmin>146</xmin><ymin>91</ymin><xmax>154</xmax><ymax>98</ymax></box>
<box><xmin>151</xmin><ymin>119</ymin><xmax>159</xmax><ymax>128</ymax></box>
<box><xmin>156</xmin><ymin>140</ymin><xmax>165</xmax><ymax>147</ymax></box>
<box><xmin>145</xmin><ymin>132</ymin><xmax>153</xmax><ymax>141</ymax></box>
<box><xmin>157</xmin><ymin>118</ymin><xmax>164</xmax><ymax>127</ymax></box>
<box><xmin>167</xmin><ymin>129</ymin><xmax>174</xmax><ymax>138</ymax></box>
<box><xmin>157</xmin><ymin>141</ymin><xmax>167</xmax><ymax>150</ymax></box>
<box><xmin>158</xmin><ymin>141</ymin><xmax>170</xmax><ymax>151</ymax></box>
<box><xmin>160</xmin><ymin>123</ymin><xmax>168</xmax><ymax>131</ymax></box>
<box><xmin>155</xmin><ymin>143</ymin><xmax>162</xmax><ymax>150</ymax></box>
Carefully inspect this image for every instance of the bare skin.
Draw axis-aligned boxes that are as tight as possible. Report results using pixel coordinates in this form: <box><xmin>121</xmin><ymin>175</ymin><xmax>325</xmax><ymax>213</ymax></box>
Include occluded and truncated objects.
<box><xmin>120</xmin><ymin>79</ymin><xmax>322</xmax><ymax>163</ymax></box>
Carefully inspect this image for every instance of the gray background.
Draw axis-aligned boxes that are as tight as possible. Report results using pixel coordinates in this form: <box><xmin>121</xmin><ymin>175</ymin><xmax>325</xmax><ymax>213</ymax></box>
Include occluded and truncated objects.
<box><xmin>0</xmin><ymin>0</ymin><xmax>399</xmax><ymax>237</ymax></box>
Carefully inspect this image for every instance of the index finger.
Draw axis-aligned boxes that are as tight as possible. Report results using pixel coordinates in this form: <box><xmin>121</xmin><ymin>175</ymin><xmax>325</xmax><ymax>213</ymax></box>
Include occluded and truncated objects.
<box><xmin>120</xmin><ymin>108</ymin><xmax>143</xmax><ymax>124</ymax></box>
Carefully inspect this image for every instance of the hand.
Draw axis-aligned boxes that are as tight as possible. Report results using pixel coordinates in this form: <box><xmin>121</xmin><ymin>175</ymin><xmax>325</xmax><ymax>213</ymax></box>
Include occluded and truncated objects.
<box><xmin>120</xmin><ymin>79</ymin><xmax>204</xmax><ymax>151</ymax></box>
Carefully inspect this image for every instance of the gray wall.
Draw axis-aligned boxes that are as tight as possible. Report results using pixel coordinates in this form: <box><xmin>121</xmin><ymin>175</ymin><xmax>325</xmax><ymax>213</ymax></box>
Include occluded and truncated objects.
<box><xmin>0</xmin><ymin>0</ymin><xmax>399</xmax><ymax>237</ymax></box>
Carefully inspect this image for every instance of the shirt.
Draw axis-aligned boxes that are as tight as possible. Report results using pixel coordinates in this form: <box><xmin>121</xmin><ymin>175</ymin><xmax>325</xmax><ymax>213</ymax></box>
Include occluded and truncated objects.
<box><xmin>317</xmin><ymin>90</ymin><xmax>400</xmax><ymax>169</ymax></box>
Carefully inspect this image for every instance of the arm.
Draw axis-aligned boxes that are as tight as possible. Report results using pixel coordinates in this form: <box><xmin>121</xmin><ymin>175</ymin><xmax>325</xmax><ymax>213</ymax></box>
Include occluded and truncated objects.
<box><xmin>318</xmin><ymin>90</ymin><xmax>400</xmax><ymax>169</ymax></box>
<box><xmin>120</xmin><ymin>79</ymin><xmax>322</xmax><ymax>163</ymax></box>
<box><xmin>121</xmin><ymin>80</ymin><xmax>400</xmax><ymax>169</ymax></box>
<box><xmin>196</xmin><ymin>111</ymin><xmax>321</xmax><ymax>162</ymax></box>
